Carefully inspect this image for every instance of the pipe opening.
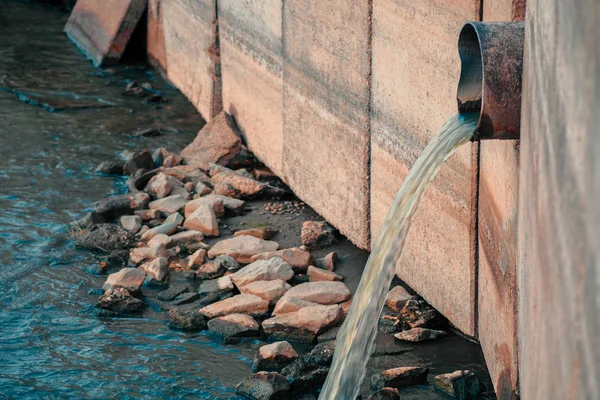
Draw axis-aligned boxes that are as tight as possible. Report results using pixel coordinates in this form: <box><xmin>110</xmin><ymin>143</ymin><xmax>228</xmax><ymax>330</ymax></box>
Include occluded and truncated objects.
<box><xmin>457</xmin><ymin>24</ymin><xmax>483</xmax><ymax>115</ymax></box>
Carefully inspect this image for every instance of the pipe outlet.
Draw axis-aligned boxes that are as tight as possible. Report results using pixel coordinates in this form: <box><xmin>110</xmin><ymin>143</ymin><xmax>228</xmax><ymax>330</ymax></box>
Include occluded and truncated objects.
<box><xmin>457</xmin><ymin>22</ymin><xmax>525</xmax><ymax>140</ymax></box>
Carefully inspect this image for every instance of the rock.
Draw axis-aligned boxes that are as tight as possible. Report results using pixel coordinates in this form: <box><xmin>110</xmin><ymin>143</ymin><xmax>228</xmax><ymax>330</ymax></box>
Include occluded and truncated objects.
<box><xmin>300</xmin><ymin>221</ymin><xmax>337</xmax><ymax>249</ymax></box>
<box><xmin>367</xmin><ymin>387</ymin><xmax>400</xmax><ymax>400</ymax></box>
<box><xmin>307</xmin><ymin>266</ymin><xmax>343</xmax><ymax>282</ymax></box>
<box><xmin>386</xmin><ymin>286</ymin><xmax>412</xmax><ymax>312</ymax></box>
<box><xmin>395</xmin><ymin>297</ymin><xmax>446</xmax><ymax>331</ymax></box>
<box><xmin>253</xmin><ymin>341</ymin><xmax>298</xmax><ymax>371</ymax></box>
<box><xmin>317</xmin><ymin>326</ymin><xmax>340</xmax><ymax>343</ymax></box>
<box><xmin>148</xmin><ymin>233</ymin><xmax>172</xmax><ymax>248</ymax></box>
<box><xmin>195</xmin><ymin>182</ymin><xmax>212</xmax><ymax>196</ymax></box>
<box><xmin>157</xmin><ymin>284</ymin><xmax>190</xmax><ymax>301</ymax></box>
<box><xmin>97</xmin><ymin>287</ymin><xmax>143</xmax><ymax>314</ymax></box>
<box><xmin>211</xmin><ymin>168</ymin><xmax>266</xmax><ymax>199</ymax></box>
<box><xmin>96</xmin><ymin>160</ymin><xmax>123</xmax><ymax>175</ymax></box>
<box><xmin>135</xmin><ymin>208</ymin><xmax>163</xmax><ymax>221</ymax></box>
<box><xmin>198</xmin><ymin>276</ymin><xmax>234</xmax><ymax>297</ymax></box>
<box><xmin>94</xmin><ymin>193</ymin><xmax>150</xmax><ymax>220</ymax></box>
<box><xmin>188</xmin><ymin>249</ymin><xmax>207</xmax><ymax>268</ymax></box>
<box><xmin>262</xmin><ymin>305</ymin><xmax>343</xmax><ymax>342</ymax></box>
<box><xmin>129</xmin><ymin>244</ymin><xmax>168</xmax><ymax>265</ymax></box>
<box><xmin>185</xmin><ymin>181</ymin><xmax>196</xmax><ymax>192</ymax></box>
<box><xmin>168</xmin><ymin>309</ymin><xmax>207</xmax><ymax>331</ymax></box>
<box><xmin>230</xmin><ymin>257</ymin><xmax>294</xmax><ymax>288</ymax></box>
<box><xmin>152</xmin><ymin>147</ymin><xmax>167</xmax><ymax>167</ymax></box>
<box><xmin>236</xmin><ymin>372</ymin><xmax>291</xmax><ymax>400</ymax></box>
<box><xmin>106</xmin><ymin>249</ymin><xmax>129</xmax><ymax>269</ymax></box>
<box><xmin>120</xmin><ymin>215</ymin><xmax>142</xmax><ymax>233</ymax></box>
<box><xmin>214</xmin><ymin>254</ymin><xmax>241</xmax><ymax>272</ymax></box>
<box><xmin>141</xmin><ymin>222</ymin><xmax>178</xmax><ymax>241</ymax></box>
<box><xmin>195</xmin><ymin>260</ymin><xmax>226</xmax><ymax>280</ymax></box>
<box><xmin>170</xmin><ymin>230</ymin><xmax>204</xmax><ymax>246</ymax></box>
<box><xmin>316</xmin><ymin>252</ymin><xmax>338</xmax><ymax>272</ymax></box>
<box><xmin>173</xmin><ymin>292</ymin><xmax>200</xmax><ymax>305</ymax></box>
<box><xmin>198</xmin><ymin>291</ymin><xmax>233</xmax><ymax>307</ymax></box>
<box><xmin>371</xmin><ymin>367</ymin><xmax>429</xmax><ymax>390</ymax></box>
<box><xmin>184</xmin><ymin>196</ymin><xmax>225</xmax><ymax>218</ymax></box>
<box><xmin>234</xmin><ymin>228</ymin><xmax>277</xmax><ymax>240</ymax></box>
<box><xmin>145</xmin><ymin>172</ymin><xmax>173</xmax><ymax>198</ymax></box>
<box><xmin>200</xmin><ymin>294</ymin><xmax>270</xmax><ymax>319</ymax></box>
<box><xmin>164</xmin><ymin>212</ymin><xmax>184</xmax><ymax>226</ymax></box>
<box><xmin>208</xmin><ymin>313</ymin><xmax>260</xmax><ymax>343</ymax></box>
<box><xmin>103</xmin><ymin>268</ymin><xmax>147</xmax><ymax>292</ymax></box>
<box><xmin>394</xmin><ymin>327</ymin><xmax>446</xmax><ymax>342</ymax></box>
<box><xmin>139</xmin><ymin>257</ymin><xmax>169</xmax><ymax>281</ymax></box>
<box><xmin>148</xmin><ymin>195</ymin><xmax>188</xmax><ymax>214</ymax></box>
<box><xmin>240</xmin><ymin>280</ymin><xmax>291</xmax><ymax>305</ymax></box>
<box><xmin>273</xmin><ymin>297</ymin><xmax>320</xmax><ymax>316</ymax></box>
<box><xmin>75</xmin><ymin>224</ymin><xmax>136</xmax><ymax>251</ymax></box>
<box><xmin>280</xmin><ymin>282</ymin><xmax>350</xmax><ymax>305</ymax></box>
<box><xmin>433</xmin><ymin>370</ymin><xmax>482</xmax><ymax>399</ymax></box>
<box><xmin>163</xmin><ymin>154</ymin><xmax>182</xmax><ymax>167</ymax></box>
<box><xmin>280</xmin><ymin>341</ymin><xmax>335</xmax><ymax>393</ymax></box>
<box><xmin>72</xmin><ymin>211</ymin><xmax>106</xmax><ymax>230</ymax></box>
<box><xmin>208</xmin><ymin>236</ymin><xmax>280</xmax><ymax>264</ymax></box>
<box><xmin>180</xmin><ymin>112</ymin><xmax>243</xmax><ymax>171</ymax></box>
<box><xmin>340</xmin><ymin>299</ymin><xmax>353</xmax><ymax>316</ymax></box>
<box><xmin>183</xmin><ymin>203</ymin><xmax>219</xmax><ymax>237</ymax></box>
<box><xmin>251</xmin><ymin>248</ymin><xmax>314</xmax><ymax>273</ymax></box>
<box><xmin>123</xmin><ymin>150</ymin><xmax>154</xmax><ymax>175</ymax></box>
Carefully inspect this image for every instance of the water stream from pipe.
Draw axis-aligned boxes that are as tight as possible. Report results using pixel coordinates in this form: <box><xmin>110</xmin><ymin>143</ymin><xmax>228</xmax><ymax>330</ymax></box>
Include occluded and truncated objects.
<box><xmin>319</xmin><ymin>113</ymin><xmax>479</xmax><ymax>399</ymax></box>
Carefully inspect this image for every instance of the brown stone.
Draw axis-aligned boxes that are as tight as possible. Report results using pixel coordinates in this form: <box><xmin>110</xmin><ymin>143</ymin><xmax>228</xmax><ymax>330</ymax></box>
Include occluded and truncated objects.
<box><xmin>230</xmin><ymin>257</ymin><xmax>294</xmax><ymax>288</ymax></box>
<box><xmin>208</xmin><ymin>313</ymin><xmax>260</xmax><ymax>343</ymax></box>
<box><xmin>139</xmin><ymin>257</ymin><xmax>169</xmax><ymax>281</ymax></box>
<box><xmin>251</xmin><ymin>247</ymin><xmax>314</xmax><ymax>273</ymax></box>
<box><xmin>149</xmin><ymin>195</ymin><xmax>188</xmax><ymax>214</ymax></box>
<box><xmin>183</xmin><ymin>203</ymin><xmax>220</xmax><ymax>237</ymax></box>
<box><xmin>272</xmin><ymin>296</ymin><xmax>320</xmax><ymax>316</ymax></box>
<box><xmin>395</xmin><ymin>298</ymin><xmax>446</xmax><ymax>331</ymax></box>
<box><xmin>300</xmin><ymin>221</ymin><xmax>337</xmax><ymax>248</ymax></box>
<box><xmin>240</xmin><ymin>279</ymin><xmax>291</xmax><ymax>305</ymax></box>
<box><xmin>394</xmin><ymin>328</ymin><xmax>446</xmax><ymax>342</ymax></box>
<box><xmin>184</xmin><ymin>196</ymin><xmax>225</xmax><ymax>217</ymax></box>
<box><xmin>169</xmin><ymin>230</ymin><xmax>204</xmax><ymax>246</ymax></box>
<box><xmin>145</xmin><ymin>172</ymin><xmax>173</xmax><ymax>198</ymax></box>
<box><xmin>195</xmin><ymin>182</ymin><xmax>212</xmax><ymax>196</ymax></box>
<box><xmin>148</xmin><ymin>233</ymin><xmax>172</xmax><ymax>249</ymax></box>
<box><xmin>211</xmin><ymin>167</ymin><xmax>266</xmax><ymax>199</ymax></box>
<box><xmin>367</xmin><ymin>387</ymin><xmax>400</xmax><ymax>400</ymax></box>
<box><xmin>180</xmin><ymin>113</ymin><xmax>242</xmax><ymax>170</ymax></box>
<box><xmin>316</xmin><ymin>252</ymin><xmax>338</xmax><ymax>272</ymax></box>
<box><xmin>208</xmin><ymin>235</ymin><xmax>280</xmax><ymax>264</ymax></box>
<box><xmin>200</xmin><ymin>294</ymin><xmax>270</xmax><ymax>319</ymax></box>
<box><xmin>371</xmin><ymin>366</ymin><xmax>429</xmax><ymax>390</ymax></box>
<box><xmin>195</xmin><ymin>260</ymin><xmax>226</xmax><ymax>280</ymax></box>
<box><xmin>234</xmin><ymin>228</ymin><xmax>277</xmax><ymax>240</ymax></box>
<box><xmin>253</xmin><ymin>341</ymin><xmax>299</xmax><ymax>371</ymax></box>
<box><xmin>262</xmin><ymin>304</ymin><xmax>343</xmax><ymax>342</ymax></box>
<box><xmin>307</xmin><ymin>266</ymin><xmax>343</xmax><ymax>282</ymax></box>
<box><xmin>135</xmin><ymin>208</ymin><xmax>163</xmax><ymax>221</ymax></box>
<box><xmin>103</xmin><ymin>268</ymin><xmax>147</xmax><ymax>292</ymax></box>
<box><xmin>188</xmin><ymin>249</ymin><xmax>208</xmax><ymax>268</ymax></box>
<box><xmin>385</xmin><ymin>286</ymin><xmax>412</xmax><ymax>312</ymax></box>
<box><xmin>129</xmin><ymin>244</ymin><xmax>168</xmax><ymax>265</ymax></box>
<box><xmin>280</xmin><ymin>281</ymin><xmax>350</xmax><ymax>305</ymax></box>
<box><xmin>141</xmin><ymin>222</ymin><xmax>178</xmax><ymax>241</ymax></box>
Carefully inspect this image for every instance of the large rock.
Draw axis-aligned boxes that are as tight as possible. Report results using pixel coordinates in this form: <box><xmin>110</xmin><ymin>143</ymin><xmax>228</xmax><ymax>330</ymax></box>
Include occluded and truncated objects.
<box><xmin>262</xmin><ymin>305</ymin><xmax>343</xmax><ymax>342</ymax></box>
<box><xmin>231</xmin><ymin>257</ymin><xmax>294</xmax><ymax>288</ymax></box>
<box><xmin>147</xmin><ymin>233</ymin><xmax>172</xmax><ymax>249</ymax></box>
<box><xmin>240</xmin><ymin>280</ymin><xmax>291</xmax><ymax>305</ymax></box>
<box><xmin>280</xmin><ymin>341</ymin><xmax>335</xmax><ymax>393</ymax></box>
<box><xmin>139</xmin><ymin>257</ymin><xmax>169</xmax><ymax>281</ymax></box>
<box><xmin>367</xmin><ymin>388</ymin><xmax>400</xmax><ymax>400</ymax></box>
<box><xmin>168</xmin><ymin>309</ymin><xmax>207</xmax><ymax>331</ymax></box>
<box><xmin>157</xmin><ymin>284</ymin><xmax>189</xmax><ymax>301</ymax></box>
<box><xmin>145</xmin><ymin>172</ymin><xmax>173</xmax><ymax>198</ymax></box>
<box><xmin>103</xmin><ymin>268</ymin><xmax>147</xmax><ymax>292</ymax></box>
<box><xmin>234</xmin><ymin>228</ymin><xmax>277</xmax><ymax>240</ymax></box>
<box><xmin>395</xmin><ymin>297</ymin><xmax>446</xmax><ymax>331</ymax></box>
<box><xmin>141</xmin><ymin>221</ymin><xmax>178</xmax><ymax>241</ymax></box>
<box><xmin>273</xmin><ymin>297</ymin><xmax>320</xmax><ymax>316</ymax></box>
<box><xmin>211</xmin><ymin>167</ymin><xmax>266</xmax><ymax>199</ymax></box>
<box><xmin>96</xmin><ymin>160</ymin><xmax>123</xmax><ymax>175</ymax></box>
<box><xmin>200</xmin><ymin>294</ymin><xmax>270</xmax><ymax>319</ymax></box>
<box><xmin>123</xmin><ymin>150</ymin><xmax>154</xmax><ymax>175</ymax></box>
<box><xmin>170</xmin><ymin>230</ymin><xmax>204</xmax><ymax>246</ymax></box>
<box><xmin>433</xmin><ymin>370</ymin><xmax>482</xmax><ymax>399</ymax></box>
<box><xmin>148</xmin><ymin>195</ymin><xmax>187</xmax><ymax>214</ymax></box>
<box><xmin>183</xmin><ymin>203</ymin><xmax>219</xmax><ymax>237</ymax></box>
<box><xmin>120</xmin><ymin>215</ymin><xmax>142</xmax><ymax>233</ymax></box>
<box><xmin>181</xmin><ymin>112</ymin><xmax>242</xmax><ymax>170</ymax></box>
<box><xmin>385</xmin><ymin>286</ymin><xmax>412</xmax><ymax>312</ymax></box>
<box><xmin>208</xmin><ymin>236</ymin><xmax>280</xmax><ymax>264</ymax></box>
<box><xmin>184</xmin><ymin>196</ymin><xmax>225</xmax><ymax>217</ymax></box>
<box><xmin>97</xmin><ymin>287</ymin><xmax>143</xmax><ymax>314</ymax></box>
<box><xmin>197</xmin><ymin>276</ymin><xmax>235</xmax><ymax>297</ymax></box>
<box><xmin>236</xmin><ymin>372</ymin><xmax>291</xmax><ymax>400</ymax></box>
<box><xmin>280</xmin><ymin>282</ymin><xmax>350</xmax><ymax>305</ymax></box>
<box><xmin>75</xmin><ymin>224</ymin><xmax>136</xmax><ymax>251</ymax></box>
<box><xmin>208</xmin><ymin>313</ymin><xmax>260</xmax><ymax>343</ymax></box>
<box><xmin>129</xmin><ymin>244</ymin><xmax>168</xmax><ymax>264</ymax></box>
<box><xmin>251</xmin><ymin>248</ymin><xmax>314</xmax><ymax>273</ymax></box>
<box><xmin>300</xmin><ymin>221</ymin><xmax>337</xmax><ymax>248</ymax></box>
<box><xmin>253</xmin><ymin>341</ymin><xmax>299</xmax><ymax>371</ymax></box>
<box><xmin>307</xmin><ymin>266</ymin><xmax>343</xmax><ymax>282</ymax></box>
<box><xmin>165</xmin><ymin>212</ymin><xmax>184</xmax><ymax>226</ymax></box>
<box><xmin>394</xmin><ymin>328</ymin><xmax>446</xmax><ymax>343</ymax></box>
<box><xmin>371</xmin><ymin>367</ymin><xmax>429</xmax><ymax>390</ymax></box>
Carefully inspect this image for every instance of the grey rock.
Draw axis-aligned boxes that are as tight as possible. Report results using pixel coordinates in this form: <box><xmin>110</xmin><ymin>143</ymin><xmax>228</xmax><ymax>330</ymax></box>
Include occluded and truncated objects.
<box><xmin>433</xmin><ymin>370</ymin><xmax>482</xmax><ymax>399</ymax></box>
<box><xmin>173</xmin><ymin>292</ymin><xmax>200</xmax><ymax>305</ymax></box>
<box><xmin>123</xmin><ymin>150</ymin><xmax>154</xmax><ymax>175</ymax></box>
<box><xmin>280</xmin><ymin>342</ymin><xmax>336</xmax><ymax>394</ymax></box>
<box><xmin>157</xmin><ymin>284</ymin><xmax>190</xmax><ymax>301</ymax></box>
<box><xmin>94</xmin><ymin>193</ymin><xmax>150</xmax><ymax>220</ymax></box>
<box><xmin>96</xmin><ymin>160</ymin><xmax>123</xmax><ymax>175</ymax></box>
<box><xmin>75</xmin><ymin>224</ymin><xmax>136</xmax><ymax>251</ymax></box>
<box><xmin>97</xmin><ymin>287</ymin><xmax>143</xmax><ymax>314</ymax></box>
<box><xmin>236</xmin><ymin>371</ymin><xmax>291</xmax><ymax>400</ymax></box>
<box><xmin>208</xmin><ymin>313</ymin><xmax>260</xmax><ymax>343</ymax></box>
<box><xmin>371</xmin><ymin>366</ymin><xmax>429</xmax><ymax>390</ymax></box>
<box><xmin>168</xmin><ymin>309</ymin><xmax>207</xmax><ymax>331</ymax></box>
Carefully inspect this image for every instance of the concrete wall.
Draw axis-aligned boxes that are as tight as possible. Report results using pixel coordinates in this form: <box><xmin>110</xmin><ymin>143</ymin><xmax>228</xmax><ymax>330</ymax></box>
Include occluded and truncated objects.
<box><xmin>519</xmin><ymin>0</ymin><xmax>600</xmax><ymax>398</ymax></box>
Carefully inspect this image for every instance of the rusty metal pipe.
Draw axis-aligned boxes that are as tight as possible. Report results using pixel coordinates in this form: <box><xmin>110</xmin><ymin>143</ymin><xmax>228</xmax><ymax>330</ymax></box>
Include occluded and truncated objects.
<box><xmin>457</xmin><ymin>22</ymin><xmax>525</xmax><ymax>140</ymax></box>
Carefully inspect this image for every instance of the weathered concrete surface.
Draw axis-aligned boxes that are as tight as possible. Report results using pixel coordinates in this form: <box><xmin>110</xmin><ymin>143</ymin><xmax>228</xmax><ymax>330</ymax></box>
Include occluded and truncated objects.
<box><xmin>218</xmin><ymin>0</ymin><xmax>284</xmax><ymax>175</ymax></box>
<box><xmin>162</xmin><ymin>0</ymin><xmax>221</xmax><ymax>120</ymax></box>
<box><xmin>64</xmin><ymin>0</ymin><xmax>147</xmax><ymax>66</ymax></box>
<box><xmin>147</xmin><ymin>0</ymin><xmax>167</xmax><ymax>75</ymax></box>
<box><xmin>282</xmin><ymin>1</ymin><xmax>371</xmax><ymax>249</ymax></box>
<box><xmin>519</xmin><ymin>0</ymin><xmax>600</xmax><ymax>398</ymax></box>
<box><xmin>371</xmin><ymin>0</ymin><xmax>480</xmax><ymax>336</ymax></box>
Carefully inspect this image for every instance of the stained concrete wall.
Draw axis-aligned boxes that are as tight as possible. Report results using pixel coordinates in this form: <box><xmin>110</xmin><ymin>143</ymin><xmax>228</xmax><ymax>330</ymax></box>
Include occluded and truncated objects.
<box><xmin>519</xmin><ymin>0</ymin><xmax>600</xmax><ymax>398</ymax></box>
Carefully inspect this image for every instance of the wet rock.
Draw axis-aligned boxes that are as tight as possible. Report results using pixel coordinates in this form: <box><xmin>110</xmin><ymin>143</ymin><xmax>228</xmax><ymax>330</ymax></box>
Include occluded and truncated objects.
<box><xmin>106</xmin><ymin>249</ymin><xmax>129</xmax><ymax>269</ymax></box>
<box><xmin>123</xmin><ymin>150</ymin><xmax>154</xmax><ymax>175</ymax></box>
<box><xmin>262</xmin><ymin>305</ymin><xmax>343</xmax><ymax>342</ymax></box>
<box><xmin>103</xmin><ymin>268</ymin><xmax>147</xmax><ymax>292</ymax></box>
<box><xmin>307</xmin><ymin>266</ymin><xmax>343</xmax><ymax>282</ymax></box>
<box><xmin>316</xmin><ymin>252</ymin><xmax>338</xmax><ymax>272</ymax></box>
<box><xmin>300</xmin><ymin>221</ymin><xmax>337</xmax><ymax>249</ymax></box>
<box><xmin>200</xmin><ymin>294</ymin><xmax>270</xmax><ymax>319</ymax></box>
<box><xmin>386</xmin><ymin>286</ymin><xmax>412</xmax><ymax>312</ymax></box>
<box><xmin>163</xmin><ymin>154</ymin><xmax>182</xmax><ymax>167</ymax></box>
<box><xmin>94</xmin><ymin>192</ymin><xmax>149</xmax><ymax>220</ymax></box>
<box><xmin>129</xmin><ymin>244</ymin><xmax>168</xmax><ymax>265</ymax></box>
<box><xmin>208</xmin><ymin>313</ymin><xmax>260</xmax><ymax>343</ymax></box>
<box><xmin>97</xmin><ymin>287</ymin><xmax>144</xmax><ymax>314</ymax></box>
<box><xmin>394</xmin><ymin>327</ymin><xmax>446</xmax><ymax>342</ymax></box>
<box><xmin>198</xmin><ymin>276</ymin><xmax>235</xmax><ymax>297</ymax></box>
<box><xmin>148</xmin><ymin>195</ymin><xmax>187</xmax><ymax>214</ymax></box>
<box><xmin>211</xmin><ymin>168</ymin><xmax>266</xmax><ymax>199</ymax></box>
<box><xmin>280</xmin><ymin>341</ymin><xmax>335</xmax><ymax>393</ymax></box>
<box><xmin>195</xmin><ymin>260</ymin><xmax>226</xmax><ymax>280</ymax></box>
<box><xmin>75</xmin><ymin>224</ymin><xmax>136</xmax><ymax>251</ymax></box>
<box><xmin>188</xmin><ymin>249</ymin><xmax>207</xmax><ymax>268</ymax></box>
<box><xmin>208</xmin><ymin>235</ymin><xmax>280</xmax><ymax>264</ymax></box>
<box><xmin>165</xmin><ymin>212</ymin><xmax>184</xmax><ymax>226</ymax></box>
<box><xmin>148</xmin><ymin>233</ymin><xmax>172</xmax><ymax>248</ymax></box>
<box><xmin>395</xmin><ymin>297</ymin><xmax>446</xmax><ymax>331</ymax></box>
<box><xmin>236</xmin><ymin>371</ymin><xmax>291</xmax><ymax>400</ymax></box>
<box><xmin>72</xmin><ymin>211</ymin><xmax>106</xmax><ymax>230</ymax></box>
<box><xmin>141</xmin><ymin>222</ymin><xmax>178</xmax><ymax>241</ymax></box>
<box><xmin>120</xmin><ymin>215</ymin><xmax>142</xmax><ymax>233</ymax></box>
<box><xmin>183</xmin><ymin>203</ymin><xmax>219</xmax><ymax>237</ymax></box>
<box><xmin>367</xmin><ymin>387</ymin><xmax>400</xmax><ymax>400</ymax></box>
<box><xmin>145</xmin><ymin>172</ymin><xmax>173</xmax><ymax>198</ymax></box>
<box><xmin>214</xmin><ymin>254</ymin><xmax>241</xmax><ymax>272</ymax></box>
<box><xmin>234</xmin><ymin>228</ymin><xmax>277</xmax><ymax>240</ymax></box>
<box><xmin>251</xmin><ymin>248</ymin><xmax>314</xmax><ymax>273</ymax></box>
<box><xmin>180</xmin><ymin>112</ymin><xmax>243</xmax><ymax>171</ymax></box>
<box><xmin>371</xmin><ymin>366</ymin><xmax>429</xmax><ymax>390</ymax></box>
<box><xmin>96</xmin><ymin>160</ymin><xmax>123</xmax><ymax>175</ymax></box>
<box><xmin>273</xmin><ymin>297</ymin><xmax>320</xmax><ymax>316</ymax></box>
<box><xmin>173</xmin><ymin>292</ymin><xmax>200</xmax><ymax>305</ymax></box>
<box><xmin>157</xmin><ymin>284</ymin><xmax>189</xmax><ymax>301</ymax></box>
<box><xmin>139</xmin><ymin>257</ymin><xmax>169</xmax><ymax>281</ymax></box>
<box><xmin>170</xmin><ymin>230</ymin><xmax>204</xmax><ymax>246</ymax></box>
<box><xmin>280</xmin><ymin>281</ymin><xmax>350</xmax><ymax>306</ymax></box>
<box><xmin>253</xmin><ymin>341</ymin><xmax>298</xmax><ymax>371</ymax></box>
<box><xmin>433</xmin><ymin>370</ymin><xmax>482</xmax><ymax>399</ymax></box>
<box><xmin>152</xmin><ymin>148</ymin><xmax>167</xmax><ymax>168</ymax></box>
<box><xmin>135</xmin><ymin>208</ymin><xmax>164</xmax><ymax>221</ymax></box>
<box><xmin>195</xmin><ymin>182</ymin><xmax>212</xmax><ymax>196</ymax></box>
<box><xmin>230</xmin><ymin>257</ymin><xmax>294</xmax><ymax>288</ymax></box>
<box><xmin>240</xmin><ymin>279</ymin><xmax>291</xmax><ymax>305</ymax></box>
<box><xmin>198</xmin><ymin>291</ymin><xmax>233</xmax><ymax>307</ymax></box>
<box><xmin>168</xmin><ymin>309</ymin><xmax>207</xmax><ymax>331</ymax></box>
